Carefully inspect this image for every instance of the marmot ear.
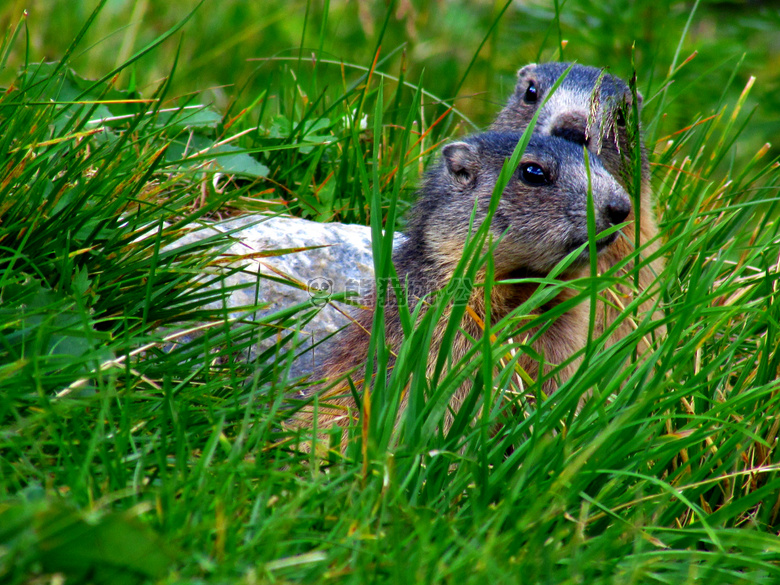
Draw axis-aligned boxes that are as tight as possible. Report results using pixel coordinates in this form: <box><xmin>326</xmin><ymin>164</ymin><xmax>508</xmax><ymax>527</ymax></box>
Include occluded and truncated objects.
<box><xmin>635</xmin><ymin>89</ymin><xmax>644</xmax><ymax>110</ymax></box>
<box><xmin>516</xmin><ymin>63</ymin><xmax>538</xmax><ymax>79</ymax></box>
<box><xmin>443</xmin><ymin>142</ymin><xmax>478</xmax><ymax>183</ymax></box>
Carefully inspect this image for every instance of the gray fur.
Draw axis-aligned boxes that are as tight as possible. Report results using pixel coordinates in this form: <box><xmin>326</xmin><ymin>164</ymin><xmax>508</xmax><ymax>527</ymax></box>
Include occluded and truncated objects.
<box><xmin>492</xmin><ymin>62</ymin><xmax>647</xmax><ymax>188</ymax></box>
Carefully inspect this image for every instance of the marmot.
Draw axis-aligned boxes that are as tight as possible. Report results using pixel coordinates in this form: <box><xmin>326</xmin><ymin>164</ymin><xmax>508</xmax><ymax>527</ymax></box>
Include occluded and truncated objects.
<box><xmin>296</xmin><ymin>132</ymin><xmax>633</xmax><ymax>437</ymax></box>
<box><xmin>492</xmin><ymin>63</ymin><xmax>663</xmax><ymax>344</ymax></box>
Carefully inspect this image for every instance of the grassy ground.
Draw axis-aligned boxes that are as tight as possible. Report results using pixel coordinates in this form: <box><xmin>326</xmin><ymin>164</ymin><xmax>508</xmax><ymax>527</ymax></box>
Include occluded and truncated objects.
<box><xmin>1</xmin><ymin>1</ymin><xmax>780</xmax><ymax>584</ymax></box>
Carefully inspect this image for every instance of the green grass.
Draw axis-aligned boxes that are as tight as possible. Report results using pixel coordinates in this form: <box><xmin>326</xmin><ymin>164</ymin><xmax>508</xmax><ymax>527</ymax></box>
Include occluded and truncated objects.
<box><xmin>1</xmin><ymin>1</ymin><xmax>780</xmax><ymax>584</ymax></box>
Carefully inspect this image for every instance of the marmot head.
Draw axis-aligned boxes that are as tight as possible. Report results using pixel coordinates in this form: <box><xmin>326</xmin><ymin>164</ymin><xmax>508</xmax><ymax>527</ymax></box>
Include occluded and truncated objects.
<box><xmin>407</xmin><ymin>132</ymin><xmax>631</xmax><ymax>278</ymax></box>
<box><xmin>493</xmin><ymin>63</ymin><xmax>645</xmax><ymax>188</ymax></box>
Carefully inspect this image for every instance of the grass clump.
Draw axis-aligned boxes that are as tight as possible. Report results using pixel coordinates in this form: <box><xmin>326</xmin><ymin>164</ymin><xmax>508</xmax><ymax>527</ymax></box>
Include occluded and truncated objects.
<box><xmin>1</xmin><ymin>2</ymin><xmax>780</xmax><ymax>585</ymax></box>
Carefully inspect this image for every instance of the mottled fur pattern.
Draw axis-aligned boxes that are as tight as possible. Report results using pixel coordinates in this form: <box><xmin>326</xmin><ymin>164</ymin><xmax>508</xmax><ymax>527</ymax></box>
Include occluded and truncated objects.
<box><xmin>295</xmin><ymin>133</ymin><xmax>634</xmax><ymax>439</ymax></box>
<box><xmin>492</xmin><ymin>63</ymin><xmax>664</xmax><ymax>345</ymax></box>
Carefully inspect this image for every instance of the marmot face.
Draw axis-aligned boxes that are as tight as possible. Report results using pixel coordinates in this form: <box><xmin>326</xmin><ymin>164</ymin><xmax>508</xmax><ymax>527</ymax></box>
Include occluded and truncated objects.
<box><xmin>493</xmin><ymin>63</ymin><xmax>644</xmax><ymax>189</ymax></box>
<box><xmin>414</xmin><ymin>132</ymin><xmax>631</xmax><ymax>277</ymax></box>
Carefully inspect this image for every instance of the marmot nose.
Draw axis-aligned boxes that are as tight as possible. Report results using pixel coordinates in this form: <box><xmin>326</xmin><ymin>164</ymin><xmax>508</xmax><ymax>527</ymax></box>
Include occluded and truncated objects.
<box><xmin>606</xmin><ymin>195</ymin><xmax>632</xmax><ymax>226</ymax></box>
<box><xmin>550</xmin><ymin>113</ymin><xmax>589</xmax><ymax>146</ymax></box>
<box><xmin>551</xmin><ymin>125</ymin><xmax>588</xmax><ymax>146</ymax></box>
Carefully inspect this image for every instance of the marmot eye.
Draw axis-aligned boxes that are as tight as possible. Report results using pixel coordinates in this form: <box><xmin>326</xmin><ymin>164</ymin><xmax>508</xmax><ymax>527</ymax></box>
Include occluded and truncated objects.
<box><xmin>519</xmin><ymin>162</ymin><xmax>549</xmax><ymax>186</ymax></box>
<box><xmin>523</xmin><ymin>80</ymin><xmax>538</xmax><ymax>103</ymax></box>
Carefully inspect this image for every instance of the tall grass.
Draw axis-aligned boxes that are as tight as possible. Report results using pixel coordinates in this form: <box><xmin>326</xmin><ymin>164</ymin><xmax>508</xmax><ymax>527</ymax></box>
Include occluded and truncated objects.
<box><xmin>1</xmin><ymin>1</ymin><xmax>779</xmax><ymax>584</ymax></box>
<box><xmin>2</xmin><ymin>1</ymin><xmax>777</xmax><ymax>159</ymax></box>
